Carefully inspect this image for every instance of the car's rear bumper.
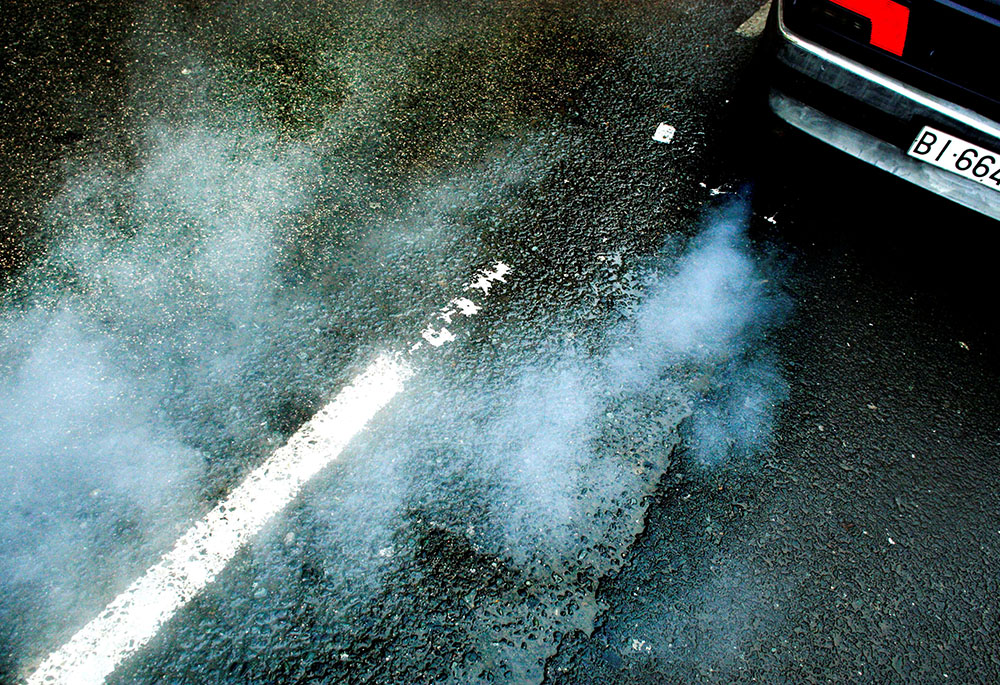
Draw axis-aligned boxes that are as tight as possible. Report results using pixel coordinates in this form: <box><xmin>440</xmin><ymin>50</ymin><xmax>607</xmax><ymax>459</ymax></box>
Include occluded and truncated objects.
<box><xmin>769</xmin><ymin>0</ymin><xmax>1000</xmax><ymax>220</ymax></box>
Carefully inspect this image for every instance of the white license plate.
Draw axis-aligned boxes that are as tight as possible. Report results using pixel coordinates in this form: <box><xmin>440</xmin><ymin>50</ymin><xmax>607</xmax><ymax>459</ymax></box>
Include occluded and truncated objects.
<box><xmin>908</xmin><ymin>126</ymin><xmax>1000</xmax><ymax>192</ymax></box>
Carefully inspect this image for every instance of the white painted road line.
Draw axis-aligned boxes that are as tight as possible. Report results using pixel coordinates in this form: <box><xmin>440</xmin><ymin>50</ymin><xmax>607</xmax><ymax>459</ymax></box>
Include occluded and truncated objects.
<box><xmin>26</xmin><ymin>353</ymin><xmax>413</xmax><ymax>685</ymax></box>
<box><xmin>736</xmin><ymin>1</ymin><xmax>771</xmax><ymax>39</ymax></box>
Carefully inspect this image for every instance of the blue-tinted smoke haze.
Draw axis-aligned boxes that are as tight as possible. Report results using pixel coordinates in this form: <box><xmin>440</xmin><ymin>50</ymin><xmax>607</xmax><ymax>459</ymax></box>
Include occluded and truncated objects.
<box><xmin>608</xmin><ymin>201</ymin><xmax>788</xmax><ymax>468</ymax></box>
<box><xmin>319</xmin><ymin>198</ymin><xmax>789</xmax><ymax>572</ymax></box>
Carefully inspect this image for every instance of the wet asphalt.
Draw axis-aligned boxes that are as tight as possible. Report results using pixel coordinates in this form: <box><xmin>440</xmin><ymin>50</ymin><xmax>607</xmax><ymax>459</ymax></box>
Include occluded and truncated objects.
<box><xmin>2</xmin><ymin>1</ymin><xmax>1000</xmax><ymax>683</ymax></box>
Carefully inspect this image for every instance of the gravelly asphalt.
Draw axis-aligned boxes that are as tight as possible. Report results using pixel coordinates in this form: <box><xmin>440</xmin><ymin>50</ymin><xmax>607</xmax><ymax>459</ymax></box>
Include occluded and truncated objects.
<box><xmin>2</xmin><ymin>1</ymin><xmax>999</xmax><ymax>683</ymax></box>
<box><xmin>547</xmin><ymin>116</ymin><xmax>1000</xmax><ymax>682</ymax></box>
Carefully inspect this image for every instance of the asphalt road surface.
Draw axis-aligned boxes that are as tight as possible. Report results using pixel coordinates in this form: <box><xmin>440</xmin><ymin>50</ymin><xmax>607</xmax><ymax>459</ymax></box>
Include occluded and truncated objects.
<box><xmin>2</xmin><ymin>1</ymin><xmax>998</xmax><ymax>683</ymax></box>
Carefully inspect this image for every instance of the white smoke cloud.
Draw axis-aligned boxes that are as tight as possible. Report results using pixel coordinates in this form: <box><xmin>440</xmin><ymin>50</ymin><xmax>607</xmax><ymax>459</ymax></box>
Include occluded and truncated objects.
<box><xmin>0</xmin><ymin>123</ymin><xmax>317</xmax><ymax>667</ymax></box>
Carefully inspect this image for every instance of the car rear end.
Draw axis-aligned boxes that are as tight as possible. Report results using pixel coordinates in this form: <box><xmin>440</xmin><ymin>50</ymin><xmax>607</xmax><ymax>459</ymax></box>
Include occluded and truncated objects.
<box><xmin>767</xmin><ymin>0</ymin><xmax>1000</xmax><ymax>220</ymax></box>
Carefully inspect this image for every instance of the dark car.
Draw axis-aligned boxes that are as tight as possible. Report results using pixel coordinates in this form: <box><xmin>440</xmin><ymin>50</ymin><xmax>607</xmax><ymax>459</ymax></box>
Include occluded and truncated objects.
<box><xmin>765</xmin><ymin>0</ymin><xmax>1000</xmax><ymax>220</ymax></box>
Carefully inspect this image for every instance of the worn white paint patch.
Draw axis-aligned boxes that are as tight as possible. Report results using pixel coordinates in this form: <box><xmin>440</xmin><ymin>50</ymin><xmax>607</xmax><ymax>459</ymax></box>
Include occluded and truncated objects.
<box><xmin>410</xmin><ymin>262</ymin><xmax>511</xmax><ymax>354</ymax></box>
<box><xmin>448</xmin><ymin>297</ymin><xmax>481</xmax><ymax>320</ymax></box>
<box><xmin>466</xmin><ymin>262</ymin><xmax>510</xmax><ymax>296</ymax></box>
<box><xmin>652</xmin><ymin>123</ymin><xmax>677</xmax><ymax>144</ymax></box>
<box><xmin>736</xmin><ymin>1</ymin><xmax>771</xmax><ymax>39</ymax></box>
<box><xmin>421</xmin><ymin>325</ymin><xmax>456</xmax><ymax>348</ymax></box>
<box><xmin>25</xmin><ymin>354</ymin><xmax>413</xmax><ymax>685</ymax></box>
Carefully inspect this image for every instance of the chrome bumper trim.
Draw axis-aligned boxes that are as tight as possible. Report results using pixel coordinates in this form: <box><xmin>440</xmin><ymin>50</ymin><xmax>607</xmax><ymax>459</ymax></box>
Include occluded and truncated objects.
<box><xmin>775</xmin><ymin>0</ymin><xmax>1000</xmax><ymax>141</ymax></box>
<box><xmin>769</xmin><ymin>90</ymin><xmax>1000</xmax><ymax>221</ymax></box>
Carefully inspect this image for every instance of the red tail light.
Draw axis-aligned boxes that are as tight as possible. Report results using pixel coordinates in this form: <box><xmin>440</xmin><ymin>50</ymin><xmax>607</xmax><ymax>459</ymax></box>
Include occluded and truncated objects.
<box><xmin>828</xmin><ymin>0</ymin><xmax>910</xmax><ymax>56</ymax></box>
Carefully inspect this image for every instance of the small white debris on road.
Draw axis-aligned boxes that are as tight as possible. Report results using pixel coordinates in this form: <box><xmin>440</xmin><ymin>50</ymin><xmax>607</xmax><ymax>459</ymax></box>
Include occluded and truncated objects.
<box><xmin>631</xmin><ymin>639</ymin><xmax>652</xmax><ymax>652</ymax></box>
<box><xmin>652</xmin><ymin>122</ymin><xmax>677</xmax><ymax>144</ymax></box>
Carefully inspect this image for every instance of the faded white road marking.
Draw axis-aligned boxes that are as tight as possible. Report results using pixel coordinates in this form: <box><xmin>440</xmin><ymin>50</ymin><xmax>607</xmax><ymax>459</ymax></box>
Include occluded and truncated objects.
<box><xmin>26</xmin><ymin>354</ymin><xmax>413</xmax><ymax>685</ymax></box>
<box><xmin>736</xmin><ymin>1</ymin><xmax>771</xmax><ymax>38</ymax></box>
<box><xmin>410</xmin><ymin>262</ymin><xmax>511</xmax><ymax>354</ymax></box>
<box><xmin>652</xmin><ymin>123</ymin><xmax>676</xmax><ymax>144</ymax></box>
<box><xmin>447</xmin><ymin>297</ymin><xmax>482</xmax><ymax>320</ymax></box>
<box><xmin>421</xmin><ymin>325</ymin><xmax>456</xmax><ymax>348</ymax></box>
<box><xmin>466</xmin><ymin>262</ymin><xmax>510</xmax><ymax>296</ymax></box>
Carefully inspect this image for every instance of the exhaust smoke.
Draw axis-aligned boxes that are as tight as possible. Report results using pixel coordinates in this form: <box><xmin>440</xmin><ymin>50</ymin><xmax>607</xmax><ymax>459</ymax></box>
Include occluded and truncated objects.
<box><xmin>1</xmin><ymin>1</ymin><xmax>787</xmax><ymax>682</ymax></box>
